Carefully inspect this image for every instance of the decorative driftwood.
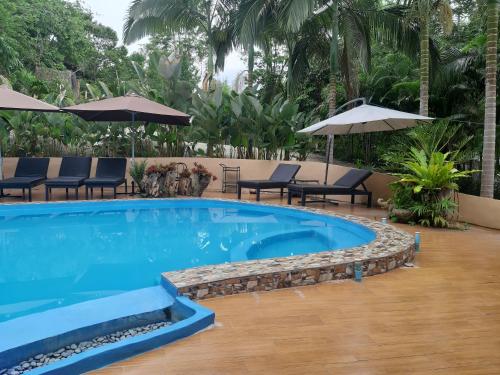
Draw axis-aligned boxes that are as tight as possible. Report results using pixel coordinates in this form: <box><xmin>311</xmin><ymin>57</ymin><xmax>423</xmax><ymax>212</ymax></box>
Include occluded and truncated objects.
<box><xmin>178</xmin><ymin>177</ymin><xmax>192</xmax><ymax>196</ymax></box>
<box><xmin>142</xmin><ymin>173</ymin><xmax>166</xmax><ymax>198</ymax></box>
<box><xmin>165</xmin><ymin>171</ymin><xmax>178</xmax><ymax>197</ymax></box>
<box><xmin>191</xmin><ymin>174</ymin><xmax>211</xmax><ymax>197</ymax></box>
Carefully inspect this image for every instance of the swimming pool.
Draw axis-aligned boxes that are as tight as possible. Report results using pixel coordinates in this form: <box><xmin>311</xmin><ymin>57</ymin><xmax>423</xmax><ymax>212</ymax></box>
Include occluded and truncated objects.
<box><xmin>0</xmin><ymin>199</ymin><xmax>376</xmax><ymax>322</ymax></box>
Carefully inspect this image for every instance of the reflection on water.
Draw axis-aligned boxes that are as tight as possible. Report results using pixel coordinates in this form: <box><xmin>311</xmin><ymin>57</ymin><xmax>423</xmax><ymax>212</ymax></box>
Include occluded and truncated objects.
<box><xmin>0</xmin><ymin>204</ymin><xmax>374</xmax><ymax>321</ymax></box>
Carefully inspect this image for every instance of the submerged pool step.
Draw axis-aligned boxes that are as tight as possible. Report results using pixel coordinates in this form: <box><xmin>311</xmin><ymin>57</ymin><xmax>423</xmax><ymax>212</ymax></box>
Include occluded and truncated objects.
<box><xmin>0</xmin><ymin>284</ymin><xmax>214</xmax><ymax>374</ymax></box>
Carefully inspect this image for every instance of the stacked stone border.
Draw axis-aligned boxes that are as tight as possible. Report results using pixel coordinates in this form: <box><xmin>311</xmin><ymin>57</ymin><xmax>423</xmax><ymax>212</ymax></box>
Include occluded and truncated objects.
<box><xmin>163</xmin><ymin>199</ymin><xmax>415</xmax><ymax>300</ymax></box>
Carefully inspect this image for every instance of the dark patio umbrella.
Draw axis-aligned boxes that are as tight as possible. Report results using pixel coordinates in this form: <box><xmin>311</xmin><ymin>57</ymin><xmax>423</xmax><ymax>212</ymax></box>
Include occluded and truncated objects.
<box><xmin>0</xmin><ymin>85</ymin><xmax>60</xmax><ymax>178</ymax></box>
<box><xmin>62</xmin><ymin>93</ymin><xmax>191</xmax><ymax>160</ymax></box>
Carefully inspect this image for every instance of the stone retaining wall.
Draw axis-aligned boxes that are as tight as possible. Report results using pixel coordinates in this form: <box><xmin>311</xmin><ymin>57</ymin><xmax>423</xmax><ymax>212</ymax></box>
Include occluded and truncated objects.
<box><xmin>164</xmin><ymin>201</ymin><xmax>415</xmax><ymax>300</ymax></box>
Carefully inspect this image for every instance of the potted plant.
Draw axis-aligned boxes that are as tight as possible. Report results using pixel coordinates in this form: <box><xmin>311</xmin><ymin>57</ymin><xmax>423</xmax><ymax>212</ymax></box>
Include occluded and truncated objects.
<box><xmin>142</xmin><ymin>165</ymin><xmax>167</xmax><ymax>197</ymax></box>
<box><xmin>190</xmin><ymin>162</ymin><xmax>217</xmax><ymax>197</ymax></box>
<box><xmin>142</xmin><ymin>163</ymin><xmax>178</xmax><ymax>198</ymax></box>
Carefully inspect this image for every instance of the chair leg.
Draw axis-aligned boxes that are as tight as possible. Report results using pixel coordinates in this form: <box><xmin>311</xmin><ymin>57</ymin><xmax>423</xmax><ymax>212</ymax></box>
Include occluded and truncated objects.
<box><xmin>101</xmin><ymin>187</ymin><xmax>104</xmax><ymax>199</ymax></box>
<box><xmin>85</xmin><ymin>186</ymin><xmax>89</xmax><ymax>200</ymax></box>
<box><xmin>367</xmin><ymin>192</ymin><xmax>372</xmax><ymax>208</ymax></box>
<box><xmin>301</xmin><ymin>192</ymin><xmax>306</xmax><ymax>206</ymax></box>
<box><xmin>125</xmin><ymin>182</ymin><xmax>128</xmax><ymax>194</ymax></box>
<box><xmin>113</xmin><ymin>187</ymin><xmax>117</xmax><ymax>199</ymax></box>
<box><xmin>351</xmin><ymin>194</ymin><xmax>355</xmax><ymax>204</ymax></box>
<box><xmin>75</xmin><ymin>188</ymin><xmax>79</xmax><ymax>200</ymax></box>
<box><xmin>65</xmin><ymin>188</ymin><xmax>69</xmax><ymax>200</ymax></box>
<box><xmin>45</xmin><ymin>186</ymin><xmax>49</xmax><ymax>201</ymax></box>
<box><xmin>22</xmin><ymin>188</ymin><xmax>26</xmax><ymax>200</ymax></box>
<box><xmin>237</xmin><ymin>185</ymin><xmax>241</xmax><ymax>200</ymax></box>
<box><xmin>280</xmin><ymin>188</ymin><xmax>284</xmax><ymax>198</ymax></box>
<box><xmin>287</xmin><ymin>190</ymin><xmax>292</xmax><ymax>205</ymax></box>
<box><xmin>256</xmin><ymin>188</ymin><xmax>260</xmax><ymax>201</ymax></box>
<box><xmin>28</xmin><ymin>188</ymin><xmax>32</xmax><ymax>202</ymax></box>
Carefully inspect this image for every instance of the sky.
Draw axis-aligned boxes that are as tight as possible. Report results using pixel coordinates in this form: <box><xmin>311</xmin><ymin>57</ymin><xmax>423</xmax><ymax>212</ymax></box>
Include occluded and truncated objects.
<box><xmin>79</xmin><ymin>0</ymin><xmax>246</xmax><ymax>85</ymax></box>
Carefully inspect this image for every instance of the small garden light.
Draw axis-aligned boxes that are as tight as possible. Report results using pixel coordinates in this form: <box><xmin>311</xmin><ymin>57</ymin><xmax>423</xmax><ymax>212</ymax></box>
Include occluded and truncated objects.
<box><xmin>354</xmin><ymin>261</ymin><xmax>363</xmax><ymax>282</ymax></box>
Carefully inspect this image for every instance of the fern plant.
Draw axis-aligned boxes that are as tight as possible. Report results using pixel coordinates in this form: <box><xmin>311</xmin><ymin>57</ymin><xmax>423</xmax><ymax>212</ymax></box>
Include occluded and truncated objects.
<box><xmin>392</xmin><ymin>148</ymin><xmax>478</xmax><ymax>227</ymax></box>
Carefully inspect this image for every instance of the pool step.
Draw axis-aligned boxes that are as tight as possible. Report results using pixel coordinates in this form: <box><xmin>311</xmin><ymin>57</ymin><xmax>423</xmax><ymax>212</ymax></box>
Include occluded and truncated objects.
<box><xmin>0</xmin><ymin>284</ymin><xmax>214</xmax><ymax>374</ymax></box>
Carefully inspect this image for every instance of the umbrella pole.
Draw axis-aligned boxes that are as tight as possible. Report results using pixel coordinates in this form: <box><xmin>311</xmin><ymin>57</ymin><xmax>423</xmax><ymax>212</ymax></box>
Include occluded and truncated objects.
<box><xmin>131</xmin><ymin>113</ymin><xmax>135</xmax><ymax>164</ymax></box>
<box><xmin>324</xmin><ymin>135</ymin><xmax>334</xmax><ymax>184</ymax></box>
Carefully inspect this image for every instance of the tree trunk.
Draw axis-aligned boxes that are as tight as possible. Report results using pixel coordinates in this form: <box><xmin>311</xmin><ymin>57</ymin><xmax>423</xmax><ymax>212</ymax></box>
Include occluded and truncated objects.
<box><xmin>247</xmin><ymin>43</ymin><xmax>255</xmax><ymax>90</ymax></box>
<box><xmin>328</xmin><ymin>73</ymin><xmax>337</xmax><ymax>117</ymax></box>
<box><xmin>419</xmin><ymin>15</ymin><xmax>430</xmax><ymax>116</ymax></box>
<box><xmin>203</xmin><ymin>45</ymin><xmax>214</xmax><ymax>91</ymax></box>
<box><xmin>480</xmin><ymin>0</ymin><xmax>498</xmax><ymax>198</ymax></box>
<box><xmin>328</xmin><ymin>0</ymin><xmax>339</xmax><ymax>117</ymax></box>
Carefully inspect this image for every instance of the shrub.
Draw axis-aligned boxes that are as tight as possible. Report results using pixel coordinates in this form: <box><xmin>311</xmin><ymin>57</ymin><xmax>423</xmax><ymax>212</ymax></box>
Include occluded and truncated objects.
<box><xmin>391</xmin><ymin>148</ymin><xmax>478</xmax><ymax>227</ymax></box>
<box><xmin>129</xmin><ymin>160</ymin><xmax>147</xmax><ymax>192</ymax></box>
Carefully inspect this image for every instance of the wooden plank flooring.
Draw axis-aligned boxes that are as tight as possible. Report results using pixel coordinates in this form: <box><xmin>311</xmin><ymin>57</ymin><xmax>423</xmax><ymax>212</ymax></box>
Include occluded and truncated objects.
<box><xmin>3</xmin><ymin>189</ymin><xmax>499</xmax><ymax>374</ymax></box>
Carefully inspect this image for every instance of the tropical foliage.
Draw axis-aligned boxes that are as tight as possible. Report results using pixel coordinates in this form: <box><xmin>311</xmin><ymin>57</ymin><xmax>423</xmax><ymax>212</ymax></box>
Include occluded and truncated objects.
<box><xmin>0</xmin><ymin>0</ymin><xmax>498</xmax><ymax>199</ymax></box>
<box><xmin>390</xmin><ymin>148</ymin><xmax>478</xmax><ymax>227</ymax></box>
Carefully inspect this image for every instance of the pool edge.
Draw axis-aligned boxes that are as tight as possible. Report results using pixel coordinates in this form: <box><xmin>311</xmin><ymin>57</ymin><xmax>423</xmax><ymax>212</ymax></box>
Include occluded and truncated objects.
<box><xmin>162</xmin><ymin>199</ymin><xmax>415</xmax><ymax>299</ymax></box>
<box><xmin>1</xmin><ymin>284</ymin><xmax>214</xmax><ymax>375</ymax></box>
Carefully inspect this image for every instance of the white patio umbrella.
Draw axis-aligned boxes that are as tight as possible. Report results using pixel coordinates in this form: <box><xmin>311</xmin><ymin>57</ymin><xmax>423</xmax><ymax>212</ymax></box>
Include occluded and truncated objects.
<box><xmin>299</xmin><ymin>99</ymin><xmax>434</xmax><ymax>183</ymax></box>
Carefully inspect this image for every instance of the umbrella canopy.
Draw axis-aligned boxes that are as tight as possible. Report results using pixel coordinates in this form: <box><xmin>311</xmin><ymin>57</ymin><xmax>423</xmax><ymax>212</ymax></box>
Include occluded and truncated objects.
<box><xmin>62</xmin><ymin>93</ymin><xmax>191</xmax><ymax>161</ymax></box>
<box><xmin>0</xmin><ymin>85</ymin><xmax>60</xmax><ymax>182</ymax></box>
<box><xmin>299</xmin><ymin>104</ymin><xmax>433</xmax><ymax>136</ymax></box>
<box><xmin>0</xmin><ymin>85</ymin><xmax>60</xmax><ymax>112</ymax></box>
<box><xmin>62</xmin><ymin>93</ymin><xmax>190</xmax><ymax>125</ymax></box>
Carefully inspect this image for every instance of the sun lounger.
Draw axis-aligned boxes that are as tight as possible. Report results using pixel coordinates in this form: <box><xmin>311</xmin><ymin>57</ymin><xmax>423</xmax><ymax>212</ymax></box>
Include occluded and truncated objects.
<box><xmin>45</xmin><ymin>156</ymin><xmax>92</xmax><ymax>201</ymax></box>
<box><xmin>0</xmin><ymin>157</ymin><xmax>50</xmax><ymax>201</ymax></box>
<box><xmin>237</xmin><ymin>164</ymin><xmax>301</xmax><ymax>201</ymax></box>
<box><xmin>287</xmin><ymin>168</ymin><xmax>373</xmax><ymax>207</ymax></box>
<box><xmin>84</xmin><ymin>158</ymin><xmax>127</xmax><ymax>199</ymax></box>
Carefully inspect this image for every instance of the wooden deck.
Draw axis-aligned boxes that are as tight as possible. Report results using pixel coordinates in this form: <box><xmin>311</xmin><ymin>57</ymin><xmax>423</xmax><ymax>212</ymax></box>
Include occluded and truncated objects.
<box><xmin>3</xmin><ymin>188</ymin><xmax>500</xmax><ymax>374</ymax></box>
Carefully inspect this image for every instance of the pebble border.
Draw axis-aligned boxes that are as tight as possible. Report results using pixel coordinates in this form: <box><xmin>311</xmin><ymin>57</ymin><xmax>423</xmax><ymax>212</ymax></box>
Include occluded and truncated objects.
<box><xmin>1</xmin><ymin>321</ymin><xmax>172</xmax><ymax>375</ymax></box>
<box><xmin>163</xmin><ymin>199</ymin><xmax>415</xmax><ymax>299</ymax></box>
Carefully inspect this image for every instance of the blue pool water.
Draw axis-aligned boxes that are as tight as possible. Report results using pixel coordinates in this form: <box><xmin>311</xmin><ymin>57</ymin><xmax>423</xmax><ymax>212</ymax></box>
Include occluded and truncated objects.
<box><xmin>0</xmin><ymin>200</ymin><xmax>375</xmax><ymax>322</ymax></box>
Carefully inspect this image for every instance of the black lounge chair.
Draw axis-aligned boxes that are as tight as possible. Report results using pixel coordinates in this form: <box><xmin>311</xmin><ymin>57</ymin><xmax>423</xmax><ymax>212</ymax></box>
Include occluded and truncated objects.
<box><xmin>84</xmin><ymin>157</ymin><xmax>128</xmax><ymax>199</ymax></box>
<box><xmin>237</xmin><ymin>163</ymin><xmax>301</xmax><ymax>201</ymax></box>
<box><xmin>287</xmin><ymin>168</ymin><xmax>373</xmax><ymax>207</ymax></box>
<box><xmin>0</xmin><ymin>157</ymin><xmax>50</xmax><ymax>201</ymax></box>
<box><xmin>45</xmin><ymin>156</ymin><xmax>92</xmax><ymax>201</ymax></box>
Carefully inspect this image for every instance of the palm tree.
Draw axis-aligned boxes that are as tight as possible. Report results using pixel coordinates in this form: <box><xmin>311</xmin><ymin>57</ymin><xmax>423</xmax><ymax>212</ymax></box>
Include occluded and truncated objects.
<box><xmin>407</xmin><ymin>0</ymin><xmax>453</xmax><ymax>116</ymax></box>
<box><xmin>123</xmin><ymin>0</ymin><xmax>235</xmax><ymax>88</ymax></box>
<box><xmin>480</xmin><ymin>0</ymin><xmax>498</xmax><ymax>198</ymax></box>
<box><xmin>235</xmin><ymin>0</ymin><xmax>291</xmax><ymax>92</ymax></box>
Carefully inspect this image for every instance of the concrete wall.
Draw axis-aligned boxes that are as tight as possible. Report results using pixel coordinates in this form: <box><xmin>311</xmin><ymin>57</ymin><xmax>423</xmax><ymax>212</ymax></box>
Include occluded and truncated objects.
<box><xmin>457</xmin><ymin>193</ymin><xmax>500</xmax><ymax>230</ymax></box>
<box><xmin>1</xmin><ymin>157</ymin><xmax>394</xmax><ymax>204</ymax></box>
<box><xmin>2</xmin><ymin>157</ymin><xmax>499</xmax><ymax>229</ymax></box>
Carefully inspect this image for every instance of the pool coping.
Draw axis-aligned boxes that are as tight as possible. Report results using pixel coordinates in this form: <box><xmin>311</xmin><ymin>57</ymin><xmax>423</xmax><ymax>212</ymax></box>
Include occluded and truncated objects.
<box><xmin>162</xmin><ymin>199</ymin><xmax>416</xmax><ymax>299</ymax></box>
<box><xmin>0</xmin><ymin>285</ymin><xmax>214</xmax><ymax>374</ymax></box>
